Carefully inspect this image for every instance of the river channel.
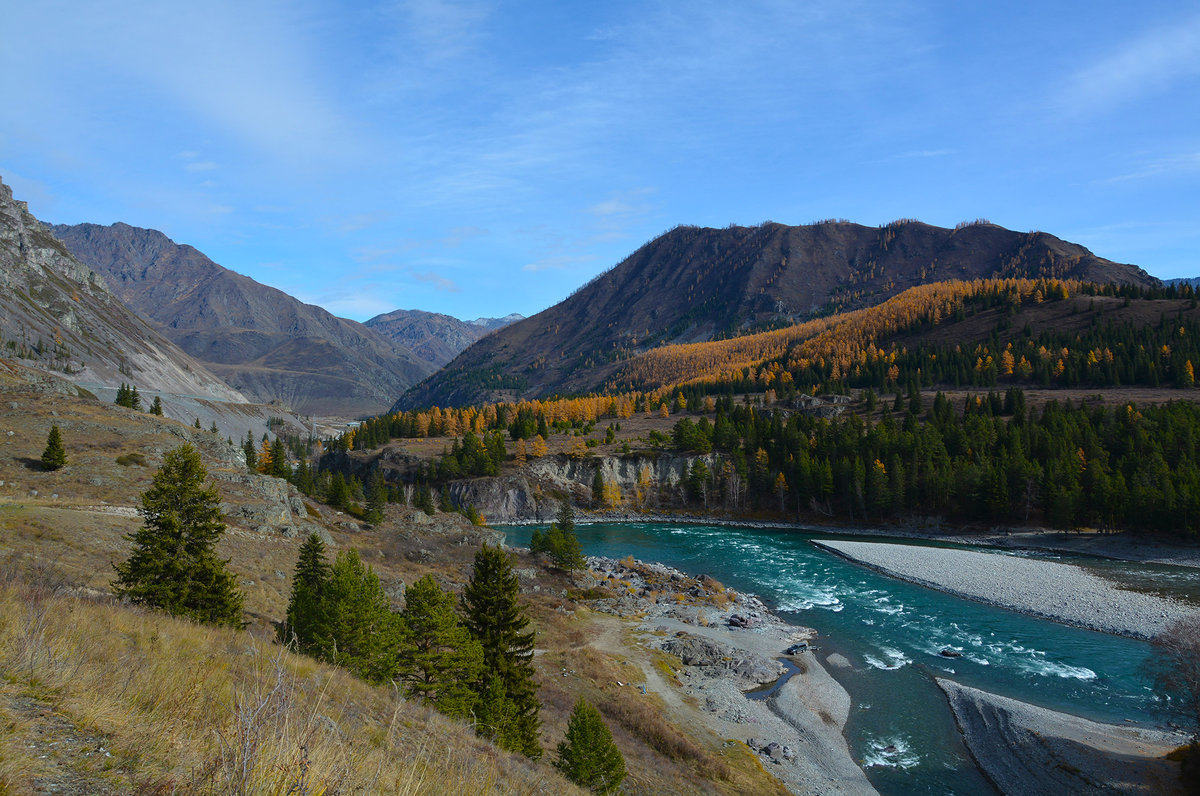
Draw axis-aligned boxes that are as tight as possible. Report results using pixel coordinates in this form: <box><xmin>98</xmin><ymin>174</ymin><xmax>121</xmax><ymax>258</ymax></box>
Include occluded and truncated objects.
<box><xmin>504</xmin><ymin>521</ymin><xmax>1198</xmax><ymax>795</ymax></box>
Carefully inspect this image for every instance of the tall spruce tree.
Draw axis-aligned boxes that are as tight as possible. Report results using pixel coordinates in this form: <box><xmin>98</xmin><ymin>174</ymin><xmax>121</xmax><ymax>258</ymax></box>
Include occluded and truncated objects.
<box><xmin>40</xmin><ymin>424</ymin><xmax>66</xmax><ymax>471</ymax></box>
<box><xmin>462</xmin><ymin>544</ymin><xmax>541</xmax><ymax>758</ymax></box>
<box><xmin>397</xmin><ymin>575</ymin><xmax>482</xmax><ymax>719</ymax></box>
<box><xmin>364</xmin><ymin>470</ymin><xmax>387</xmax><ymax>526</ymax></box>
<box><xmin>150</xmin><ymin>396</ymin><xmax>163</xmax><ymax>416</ymax></box>
<box><xmin>270</xmin><ymin>438</ymin><xmax>290</xmax><ymax>479</ymax></box>
<box><xmin>112</xmin><ymin>444</ymin><xmax>244</xmax><ymax>627</ymax></box>
<box><xmin>281</xmin><ymin>533</ymin><xmax>332</xmax><ymax>653</ymax></box>
<box><xmin>555</xmin><ymin>698</ymin><xmax>626</xmax><ymax>794</ymax></box>
<box><xmin>319</xmin><ymin>549</ymin><xmax>397</xmax><ymax>684</ymax></box>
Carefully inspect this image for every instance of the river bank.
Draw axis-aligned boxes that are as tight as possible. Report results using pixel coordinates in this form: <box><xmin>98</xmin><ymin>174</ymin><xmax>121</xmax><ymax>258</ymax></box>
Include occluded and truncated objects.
<box><xmin>575</xmin><ymin>554</ymin><xmax>878</xmax><ymax>795</ymax></box>
<box><xmin>938</xmin><ymin>679</ymin><xmax>1187</xmax><ymax>795</ymax></box>
<box><xmin>812</xmin><ymin>539</ymin><xmax>1197</xmax><ymax>640</ymax></box>
<box><xmin>505</xmin><ymin>510</ymin><xmax>1200</xmax><ymax>570</ymax></box>
<box><xmin>508</xmin><ymin>521</ymin><xmax>1193</xmax><ymax>794</ymax></box>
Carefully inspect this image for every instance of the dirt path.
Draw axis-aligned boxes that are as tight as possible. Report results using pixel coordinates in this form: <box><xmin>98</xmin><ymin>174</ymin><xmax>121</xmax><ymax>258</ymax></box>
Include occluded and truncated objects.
<box><xmin>1</xmin><ymin>687</ymin><xmax>128</xmax><ymax>795</ymax></box>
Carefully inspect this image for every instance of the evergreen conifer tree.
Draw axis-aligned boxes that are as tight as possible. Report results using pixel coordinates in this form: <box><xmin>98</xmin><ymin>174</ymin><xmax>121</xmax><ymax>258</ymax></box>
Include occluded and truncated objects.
<box><xmin>364</xmin><ymin>470</ymin><xmax>386</xmax><ymax>525</ymax></box>
<box><xmin>555</xmin><ymin>698</ymin><xmax>626</xmax><ymax>794</ymax></box>
<box><xmin>112</xmin><ymin>444</ymin><xmax>244</xmax><ymax>627</ymax></box>
<box><xmin>545</xmin><ymin>502</ymin><xmax>585</xmax><ymax>570</ymax></box>
<box><xmin>319</xmin><ymin>549</ymin><xmax>398</xmax><ymax>684</ymax></box>
<box><xmin>325</xmin><ymin>472</ymin><xmax>349</xmax><ymax>509</ymax></box>
<box><xmin>243</xmin><ymin>430</ymin><xmax>256</xmax><ymax>470</ymax></box>
<box><xmin>591</xmin><ymin>468</ymin><xmax>605</xmax><ymax>508</ymax></box>
<box><xmin>415</xmin><ymin>483</ymin><xmax>435</xmax><ymax>515</ymax></box>
<box><xmin>270</xmin><ymin>438</ymin><xmax>290</xmax><ymax>479</ymax></box>
<box><xmin>396</xmin><ymin>575</ymin><xmax>482</xmax><ymax>719</ymax></box>
<box><xmin>150</xmin><ymin>396</ymin><xmax>163</xmax><ymax>416</ymax></box>
<box><xmin>130</xmin><ymin>386</ymin><xmax>142</xmax><ymax>411</ymax></box>
<box><xmin>40</xmin><ymin>424</ymin><xmax>66</xmax><ymax>471</ymax></box>
<box><xmin>115</xmin><ymin>383</ymin><xmax>135</xmax><ymax>408</ymax></box>
<box><xmin>281</xmin><ymin>533</ymin><xmax>332</xmax><ymax>653</ymax></box>
<box><xmin>462</xmin><ymin>544</ymin><xmax>541</xmax><ymax>757</ymax></box>
<box><xmin>529</xmin><ymin>527</ymin><xmax>548</xmax><ymax>554</ymax></box>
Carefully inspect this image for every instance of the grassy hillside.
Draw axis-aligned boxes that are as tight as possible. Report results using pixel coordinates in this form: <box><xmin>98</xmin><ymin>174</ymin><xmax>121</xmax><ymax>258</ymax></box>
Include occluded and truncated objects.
<box><xmin>0</xmin><ymin>361</ymin><xmax>784</xmax><ymax>795</ymax></box>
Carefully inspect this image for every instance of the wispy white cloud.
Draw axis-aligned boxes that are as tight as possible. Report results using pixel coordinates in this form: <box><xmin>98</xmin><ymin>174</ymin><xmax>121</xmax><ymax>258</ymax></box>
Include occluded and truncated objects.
<box><xmin>184</xmin><ymin>161</ymin><xmax>219</xmax><ymax>173</ymax></box>
<box><xmin>892</xmin><ymin>149</ymin><xmax>956</xmax><ymax>160</ymax></box>
<box><xmin>1101</xmin><ymin>151</ymin><xmax>1200</xmax><ymax>183</ymax></box>
<box><xmin>410</xmin><ymin>270</ymin><xmax>461</xmax><ymax>292</ymax></box>
<box><xmin>522</xmin><ymin>254</ymin><xmax>596</xmax><ymax>273</ymax></box>
<box><xmin>442</xmin><ymin>225</ymin><xmax>488</xmax><ymax>247</ymax></box>
<box><xmin>1059</xmin><ymin>13</ymin><xmax>1200</xmax><ymax>116</ymax></box>
<box><xmin>2</xmin><ymin>0</ymin><xmax>362</xmax><ymax>169</ymax></box>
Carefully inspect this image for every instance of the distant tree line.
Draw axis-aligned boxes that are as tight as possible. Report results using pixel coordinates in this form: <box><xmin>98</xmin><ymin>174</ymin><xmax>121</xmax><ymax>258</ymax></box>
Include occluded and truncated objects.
<box><xmin>667</xmin><ymin>390</ymin><xmax>1200</xmax><ymax>536</ymax></box>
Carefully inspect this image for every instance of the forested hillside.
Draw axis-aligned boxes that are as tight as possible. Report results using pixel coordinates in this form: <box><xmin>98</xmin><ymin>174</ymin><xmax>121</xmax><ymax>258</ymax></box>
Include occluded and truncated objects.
<box><xmin>397</xmin><ymin>220</ymin><xmax>1157</xmax><ymax>409</ymax></box>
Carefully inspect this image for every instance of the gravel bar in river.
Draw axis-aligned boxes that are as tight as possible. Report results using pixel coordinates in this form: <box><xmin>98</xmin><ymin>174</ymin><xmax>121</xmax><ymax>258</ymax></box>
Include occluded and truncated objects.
<box><xmin>812</xmin><ymin>539</ymin><xmax>1196</xmax><ymax>639</ymax></box>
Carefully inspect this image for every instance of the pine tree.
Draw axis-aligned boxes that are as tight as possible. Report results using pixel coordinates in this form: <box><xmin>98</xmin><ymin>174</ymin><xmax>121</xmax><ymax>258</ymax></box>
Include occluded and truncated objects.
<box><xmin>555</xmin><ymin>698</ymin><xmax>626</xmax><ymax>794</ymax></box>
<box><xmin>150</xmin><ymin>396</ymin><xmax>163</xmax><ymax>416</ymax></box>
<box><xmin>591</xmin><ymin>468</ymin><xmax>605</xmax><ymax>508</ymax></box>
<box><xmin>319</xmin><ymin>549</ymin><xmax>398</xmax><ymax>684</ymax></box>
<box><xmin>325</xmin><ymin>472</ymin><xmax>350</xmax><ymax>510</ymax></box>
<box><xmin>364</xmin><ymin>470</ymin><xmax>386</xmax><ymax>526</ymax></box>
<box><xmin>40</xmin><ymin>424</ymin><xmax>66</xmax><ymax>470</ymax></box>
<box><xmin>194</xmin><ymin>418</ymin><xmax>202</xmax><ymax>429</ymax></box>
<box><xmin>243</xmin><ymin>430</ymin><xmax>256</xmax><ymax>470</ymax></box>
<box><xmin>281</xmin><ymin>533</ymin><xmax>332</xmax><ymax>653</ymax></box>
<box><xmin>396</xmin><ymin>575</ymin><xmax>482</xmax><ymax>719</ymax></box>
<box><xmin>414</xmin><ymin>483</ymin><xmax>435</xmax><ymax>515</ymax></box>
<box><xmin>112</xmin><ymin>444</ymin><xmax>245</xmax><ymax>627</ymax></box>
<box><xmin>462</xmin><ymin>544</ymin><xmax>541</xmax><ymax>758</ymax></box>
<box><xmin>130</xmin><ymin>386</ymin><xmax>142</xmax><ymax>411</ymax></box>
<box><xmin>270</xmin><ymin>438</ymin><xmax>290</xmax><ymax>479</ymax></box>
<box><xmin>545</xmin><ymin>502</ymin><xmax>585</xmax><ymax>570</ymax></box>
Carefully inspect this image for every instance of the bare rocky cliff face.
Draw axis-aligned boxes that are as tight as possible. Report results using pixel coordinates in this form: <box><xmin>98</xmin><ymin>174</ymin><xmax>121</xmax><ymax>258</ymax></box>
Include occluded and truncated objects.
<box><xmin>52</xmin><ymin>221</ymin><xmax>435</xmax><ymax>417</ymax></box>
<box><xmin>0</xmin><ymin>177</ymin><xmax>246</xmax><ymax>402</ymax></box>
<box><xmin>398</xmin><ymin>219</ymin><xmax>1160</xmax><ymax>410</ymax></box>
<box><xmin>445</xmin><ymin>452</ymin><xmax>721</xmax><ymax>522</ymax></box>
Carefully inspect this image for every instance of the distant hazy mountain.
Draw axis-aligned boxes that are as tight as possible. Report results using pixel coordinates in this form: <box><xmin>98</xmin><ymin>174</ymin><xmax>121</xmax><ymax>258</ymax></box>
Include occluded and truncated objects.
<box><xmin>397</xmin><ymin>219</ymin><xmax>1159</xmax><ymax>409</ymax></box>
<box><xmin>1165</xmin><ymin>277</ymin><xmax>1200</xmax><ymax>289</ymax></box>
<box><xmin>365</xmin><ymin>310</ymin><xmax>523</xmax><ymax>369</ymax></box>
<box><xmin>52</xmin><ymin>222</ymin><xmax>434</xmax><ymax>417</ymax></box>
<box><xmin>0</xmin><ymin>177</ymin><xmax>245</xmax><ymax>401</ymax></box>
<box><xmin>470</xmin><ymin>313</ymin><xmax>524</xmax><ymax>331</ymax></box>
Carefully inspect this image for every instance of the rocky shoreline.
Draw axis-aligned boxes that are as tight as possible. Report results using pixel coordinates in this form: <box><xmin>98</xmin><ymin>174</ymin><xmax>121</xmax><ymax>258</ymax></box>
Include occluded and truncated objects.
<box><xmin>812</xmin><ymin>539</ymin><xmax>1197</xmax><ymax>640</ymax></box>
<box><xmin>575</xmin><ymin>554</ymin><xmax>878</xmax><ymax>795</ymax></box>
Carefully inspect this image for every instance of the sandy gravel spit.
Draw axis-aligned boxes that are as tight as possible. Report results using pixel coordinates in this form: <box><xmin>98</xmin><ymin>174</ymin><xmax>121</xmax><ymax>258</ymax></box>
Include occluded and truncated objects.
<box><xmin>937</xmin><ymin>678</ymin><xmax>1186</xmax><ymax>795</ymax></box>
<box><xmin>584</xmin><ymin>555</ymin><xmax>878</xmax><ymax>795</ymax></box>
<box><xmin>813</xmin><ymin>539</ymin><xmax>1196</xmax><ymax>639</ymax></box>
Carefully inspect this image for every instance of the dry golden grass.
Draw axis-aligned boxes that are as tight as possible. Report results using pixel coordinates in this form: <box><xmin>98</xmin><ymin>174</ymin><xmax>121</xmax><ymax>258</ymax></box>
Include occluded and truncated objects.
<box><xmin>0</xmin><ymin>570</ymin><xmax>580</xmax><ymax>795</ymax></box>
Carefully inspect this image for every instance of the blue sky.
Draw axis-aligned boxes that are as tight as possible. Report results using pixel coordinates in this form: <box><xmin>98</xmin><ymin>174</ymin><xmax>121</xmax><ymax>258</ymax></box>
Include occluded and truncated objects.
<box><xmin>2</xmin><ymin>1</ymin><xmax>1198</xmax><ymax>322</ymax></box>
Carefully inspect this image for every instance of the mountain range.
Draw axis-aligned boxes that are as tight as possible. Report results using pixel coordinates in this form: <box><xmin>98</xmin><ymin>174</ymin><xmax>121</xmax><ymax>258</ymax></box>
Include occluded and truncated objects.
<box><xmin>51</xmin><ymin>223</ymin><xmax>442</xmax><ymax>417</ymax></box>
<box><xmin>364</xmin><ymin>309</ymin><xmax>523</xmax><ymax>369</ymax></box>
<box><xmin>397</xmin><ymin>219</ymin><xmax>1158</xmax><ymax>409</ymax></box>
<box><xmin>2</xmin><ymin>172</ymin><xmax>1172</xmax><ymax>420</ymax></box>
<box><xmin>0</xmin><ymin>178</ymin><xmax>244</xmax><ymax>402</ymax></box>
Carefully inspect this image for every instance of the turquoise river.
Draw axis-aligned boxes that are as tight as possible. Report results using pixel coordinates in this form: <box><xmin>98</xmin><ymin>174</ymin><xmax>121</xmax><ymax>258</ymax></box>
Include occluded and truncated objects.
<box><xmin>503</xmin><ymin>521</ymin><xmax>1200</xmax><ymax>795</ymax></box>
